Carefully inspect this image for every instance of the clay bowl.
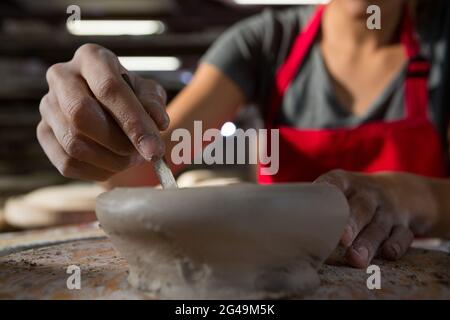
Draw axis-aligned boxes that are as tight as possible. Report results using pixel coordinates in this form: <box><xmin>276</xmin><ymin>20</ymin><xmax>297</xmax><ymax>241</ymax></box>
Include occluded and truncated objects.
<box><xmin>96</xmin><ymin>183</ymin><xmax>349</xmax><ymax>299</ymax></box>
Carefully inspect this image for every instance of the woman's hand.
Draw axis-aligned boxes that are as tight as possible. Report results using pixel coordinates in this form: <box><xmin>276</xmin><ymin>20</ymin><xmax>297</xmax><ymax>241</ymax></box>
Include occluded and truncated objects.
<box><xmin>38</xmin><ymin>43</ymin><xmax>169</xmax><ymax>181</ymax></box>
<box><xmin>315</xmin><ymin>170</ymin><xmax>440</xmax><ymax>268</ymax></box>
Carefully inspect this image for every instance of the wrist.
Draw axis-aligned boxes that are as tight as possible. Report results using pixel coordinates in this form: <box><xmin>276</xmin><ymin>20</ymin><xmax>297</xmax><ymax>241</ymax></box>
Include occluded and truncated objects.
<box><xmin>373</xmin><ymin>172</ymin><xmax>440</xmax><ymax>236</ymax></box>
<box><xmin>425</xmin><ymin>177</ymin><xmax>450</xmax><ymax>237</ymax></box>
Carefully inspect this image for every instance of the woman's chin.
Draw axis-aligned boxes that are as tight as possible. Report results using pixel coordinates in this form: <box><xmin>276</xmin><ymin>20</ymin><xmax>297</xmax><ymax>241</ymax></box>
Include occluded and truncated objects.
<box><xmin>340</xmin><ymin>0</ymin><xmax>373</xmax><ymax>17</ymax></box>
<box><xmin>336</xmin><ymin>0</ymin><xmax>405</xmax><ymax>19</ymax></box>
<box><xmin>339</xmin><ymin>0</ymin><xmax>374</xmax><ymax>19</ymax></box>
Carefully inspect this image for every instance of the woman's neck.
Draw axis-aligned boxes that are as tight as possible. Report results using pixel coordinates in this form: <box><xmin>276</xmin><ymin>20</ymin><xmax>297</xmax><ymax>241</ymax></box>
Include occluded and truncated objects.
<box><xmin>323</xmin><ymin>0</ymin><xmax>406</xmax><ymax>51</ymax></box>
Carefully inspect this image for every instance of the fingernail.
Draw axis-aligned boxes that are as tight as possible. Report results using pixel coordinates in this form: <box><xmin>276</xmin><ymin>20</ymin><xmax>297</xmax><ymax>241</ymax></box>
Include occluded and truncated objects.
<box><xmin>137</xmin><ymin>135</ymin><xmax>160</xmax><ymax>161</ymax></box>
<box><xmin>163</xmin><ymin>112</ymin><xmax>170</xmax><ymax>127</ymax></box>
<box><xmin>391</xmin><ymin>243</ymin><xmax>401</xmax><ymax>258</ymax></box>
<box><xmin>341</xmin><ymin>225</ymin><xmax>354</xmax><ymax>247</ymax></box>
<box><xmin>355</xmin><ymin>247</ymin><xmax>369</xmax><ymax>263</ymax></box>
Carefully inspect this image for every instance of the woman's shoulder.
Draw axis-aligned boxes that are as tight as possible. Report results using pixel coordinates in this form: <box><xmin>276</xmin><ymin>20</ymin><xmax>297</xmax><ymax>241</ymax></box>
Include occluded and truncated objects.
<box><xmin>258</xmin><ymin>5</ymin><xmax>316</xmax><ymax>28</ymax></box>
<box><xmin>200</xmin><ymin>6</ymin><xmax>318</xmax><ymax>104</ymax></box>
<box><xmin>223</xmin><ymin>5</ymin><xmax>315</xmax><ymax>41</ymax></box>
<box><xmin>230</xmin><ymin>5</ymin><xmax>317</xmax><ymax>64</ymax></box>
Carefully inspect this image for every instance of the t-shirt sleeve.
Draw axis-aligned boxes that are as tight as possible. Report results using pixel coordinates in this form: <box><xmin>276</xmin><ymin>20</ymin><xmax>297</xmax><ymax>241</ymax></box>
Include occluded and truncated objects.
<box><xmin>200</xmin><ymin>14</ymin><xmax>267</xmax><ymax>102</ymax></box>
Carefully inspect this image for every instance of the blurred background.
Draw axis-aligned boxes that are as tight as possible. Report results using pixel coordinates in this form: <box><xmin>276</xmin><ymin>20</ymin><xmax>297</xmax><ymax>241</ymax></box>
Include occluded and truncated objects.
<box><xmin>0</xmin><ymin>0</ymin><xmax>326</xmax><ymax>231</ymax></box>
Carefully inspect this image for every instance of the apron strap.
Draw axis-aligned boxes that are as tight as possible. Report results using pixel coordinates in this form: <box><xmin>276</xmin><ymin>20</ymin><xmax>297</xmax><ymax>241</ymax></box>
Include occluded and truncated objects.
<box><xmin>401</xmin><ymin>10</ymin><xmax>430</xmax><ymax>120</ymax></box>
<box><xmin>405</xmin><ymin>56</ymin><xmax>431</xmax><ymax>120</ymax></box>
<box><xmin>267</xmin><ymin>5</ymin><xmax>325</xmax><ymax>126</ymax></box>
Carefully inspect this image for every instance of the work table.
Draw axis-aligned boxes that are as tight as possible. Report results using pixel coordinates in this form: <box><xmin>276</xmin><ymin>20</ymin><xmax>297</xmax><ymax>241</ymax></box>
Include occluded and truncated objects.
<box><xmin>0</xmin><ymin>224</ymin><xmax>449</xmax><ymax>299</ymax></box>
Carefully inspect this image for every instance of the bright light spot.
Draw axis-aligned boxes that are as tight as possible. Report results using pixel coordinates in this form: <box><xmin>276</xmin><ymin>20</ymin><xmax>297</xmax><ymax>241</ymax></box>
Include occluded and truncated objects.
<box><xmin>67</xmin><ymin>20</ymin><xmax>165</xmax><ymax>36</ymax></box>
<box><xmin>179</xmin><ymin>71</ymin><xmax>193</xmax><ymax>84</ymax></box>
<box><xmin>221</xmin><ymin>122</ymin><xmax>237</xmax><ymax>137</ymax></box>
<box><xmin>118</xmin><ymin>56</ymin><xmax>181</xmax><ymax>71</ymax></box>
<box><xmin>234</xmin><ymin>0</ymin><xmax>329</xmax><ymax>5</ymax></box>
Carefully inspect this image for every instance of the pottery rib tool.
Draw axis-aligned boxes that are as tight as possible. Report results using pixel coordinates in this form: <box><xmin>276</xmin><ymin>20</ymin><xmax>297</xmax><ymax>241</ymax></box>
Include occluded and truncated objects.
<box><xmin>152</xmin><ymin>156</ymin><xmax>178</xmax><ymax>189</ymax></box>
<box><xmin>121</xmin><ymin>73</ymin><xmax>178</xmax><ymax>189</ymax></box>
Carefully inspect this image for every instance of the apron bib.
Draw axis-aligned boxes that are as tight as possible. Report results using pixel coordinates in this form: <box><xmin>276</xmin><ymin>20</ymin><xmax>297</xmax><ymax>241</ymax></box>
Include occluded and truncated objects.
<box><xmin>259</xmin><ymin>5</ymin><xmax>447</xmax><ymax>183</ymax></box>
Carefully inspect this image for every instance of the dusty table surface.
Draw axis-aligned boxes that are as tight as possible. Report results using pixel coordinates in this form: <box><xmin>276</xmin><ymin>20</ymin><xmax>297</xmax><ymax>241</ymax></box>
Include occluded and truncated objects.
<box><xmin>0</xmin><ymin>227</ymin><xmax>449</xmax><ymax>299</ymax></box>
<box><xmin>0</xmin><ymin>222</ymin><xmax>105</xmax><ymax>256</ymax></box>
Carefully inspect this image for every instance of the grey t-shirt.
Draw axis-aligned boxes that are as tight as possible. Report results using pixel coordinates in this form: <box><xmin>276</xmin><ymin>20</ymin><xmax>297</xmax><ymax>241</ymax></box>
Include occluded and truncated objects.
<box><xmin>201</xmin><ymin>2</ymin><xmax>450</xmax><ymax>144</ymax></box>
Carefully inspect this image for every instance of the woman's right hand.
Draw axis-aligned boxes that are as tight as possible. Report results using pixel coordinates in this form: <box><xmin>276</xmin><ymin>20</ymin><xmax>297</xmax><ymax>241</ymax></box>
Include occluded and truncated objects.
<box><xmin>37</xmin><ymin>43</ymin><xmax>169</xmax><ymax>181</ymax></box>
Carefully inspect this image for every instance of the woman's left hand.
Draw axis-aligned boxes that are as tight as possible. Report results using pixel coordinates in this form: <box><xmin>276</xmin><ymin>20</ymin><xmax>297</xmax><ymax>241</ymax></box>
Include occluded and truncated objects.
<box><xmin>314</xmin><ymin>170</ymin><xmax>439</xmax><ymax>268</ymax></box>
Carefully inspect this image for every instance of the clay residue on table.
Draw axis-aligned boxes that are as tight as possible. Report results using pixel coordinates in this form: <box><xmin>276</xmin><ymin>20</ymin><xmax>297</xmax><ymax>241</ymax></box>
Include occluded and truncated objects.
<box><xmin>0</xmin><ymin>239</ymin><xmax>146</xmax><ymax>299</ymax></box>
<box><xmin>0</xmin><ymin>238</ymin><xmax>449</xmax><ymax>299</ymax></box>
<box><xmin>0</xmin><ymin>222</ymin><xmax>105</xmax><ymax>257</ymax></box>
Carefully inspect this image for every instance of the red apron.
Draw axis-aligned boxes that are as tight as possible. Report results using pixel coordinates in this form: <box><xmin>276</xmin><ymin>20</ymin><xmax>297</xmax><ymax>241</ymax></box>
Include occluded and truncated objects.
<box><xmin>259</xmin><ymin>5</ymin><xmax>447</xmax><ymax>184</ymax></box>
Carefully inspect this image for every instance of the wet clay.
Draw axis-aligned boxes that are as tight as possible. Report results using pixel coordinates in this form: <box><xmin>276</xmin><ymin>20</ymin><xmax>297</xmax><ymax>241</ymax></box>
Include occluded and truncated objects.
<box><xmin>96</xmin><ymin>183</ymin><xmax>349</xmax><ymax>299</ymax></box>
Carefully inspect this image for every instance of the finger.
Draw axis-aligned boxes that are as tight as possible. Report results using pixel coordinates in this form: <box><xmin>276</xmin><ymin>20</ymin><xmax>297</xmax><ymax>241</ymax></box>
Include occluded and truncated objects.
<box><xmin>135</xmin><ymin>78</ymin><xmax>170</xmax><ymax>131</ymax></box>
<box><xmin>46</xmin><ymin>64</ymin><xmax>134</xmax><ymax>156</ymax></box>
<box><xmin>380</xmin><ymin>225</ymin><xmax>414</xmax><ymax>261</ymax></box>
<box><xmin>121</xmin><ymin>72</ymin><xmax>169</xmax><ymax>131</ymax></box>
<box><xmin>314</xmin><ymin>169</ymin><xmax>353</xmax><ymax>196</ymax></box>
<box><xmin>314</xmin><ymin>170</ymin><xmax>361</xmax><ymax>247</ymax></box>
<box><xmin>341</xmin><ymin>192</ymin><xmax>377</xmax><ymax>247</ymax></box>
<box><xmin>37</xmin><ymin>121</ymin><xmax>115</xmax><ymax>181</ymax></box>
<box><xmin>345</xmin><ymin>211</ymin><xmax>394</xmax><ymax>268</ymax></box>
<box><xmin>74</xmin><ymin>45</ymin><xmax>165</xmax><ymax>160</ymax></box>
<box><xmin>39</xmin><ymin>94</ymin><xmax>134</xmax><ymax>173</ymax></box>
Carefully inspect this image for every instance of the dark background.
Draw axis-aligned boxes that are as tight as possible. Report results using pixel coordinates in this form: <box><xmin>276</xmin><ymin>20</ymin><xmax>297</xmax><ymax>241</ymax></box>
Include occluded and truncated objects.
<box><xmin>0</xmin><ymin>0</ymin><xmax>307</xmax><ymax>201</ymax></box>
